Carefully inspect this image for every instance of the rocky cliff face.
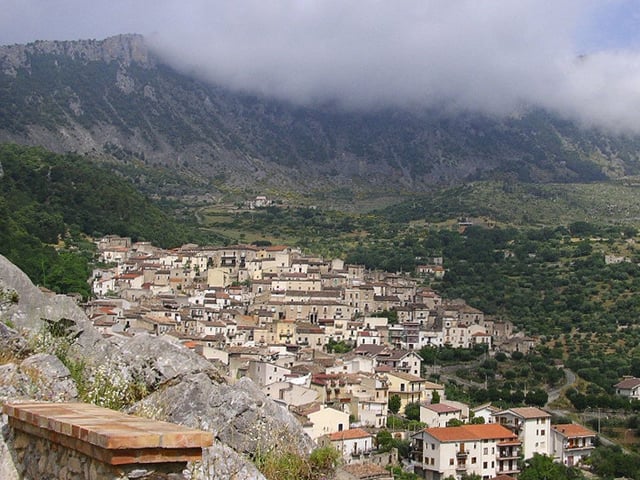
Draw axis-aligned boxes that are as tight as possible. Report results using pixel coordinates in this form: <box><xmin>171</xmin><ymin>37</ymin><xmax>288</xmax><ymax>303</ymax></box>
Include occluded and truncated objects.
<box><xmin>0</xmin><ymin>34</ymin><xmax>152</xmax><ymax>75</ymax></box>
<box><xmin>0</xmin><ymin>254</ymin><xmax>312</xmax><ymax>480</ymax></box>
<box><xmin>1</xmin><ymin>35</ymin><xmax>639</xmax><ymax>197</ymax></box>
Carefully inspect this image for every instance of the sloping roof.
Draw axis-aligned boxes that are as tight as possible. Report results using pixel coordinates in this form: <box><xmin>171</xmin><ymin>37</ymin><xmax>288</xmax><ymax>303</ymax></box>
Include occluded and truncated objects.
<box><xmin>423</xmin><ymin>403</ymin><xmax>461</xmax><ymax>414</ymax></box>
<box><xmin>425</xmin><ymin>424</ymin><xmax>517</xmax><ymax>443</ymax></box>
<box><xmin>328</xmin><ymin>428</ymin><xmax>372</xmax><ymax>441</ymax></box>
<box><xmin>615</xmin><ymin>377</ymin><xmax>640</xmax><ymax>389</ymax></box>
<box><xmin>507</xmin><ymin>407</ymin><xmax>551</xmax><ymax>419</ymax></box>
<box><xmin>552</xmin><ymin>423</ymin><xmax>596</xmax><ymax>438</ymax></box>
<box><xmin>423</xmin><ymin>381</ymin><xmax>445</xmax><ymax>390</ymax></box>
<box><xmin>386</xmin><ymin>370</ymin><xmax>424</xmax><ymax>382</ymax></box>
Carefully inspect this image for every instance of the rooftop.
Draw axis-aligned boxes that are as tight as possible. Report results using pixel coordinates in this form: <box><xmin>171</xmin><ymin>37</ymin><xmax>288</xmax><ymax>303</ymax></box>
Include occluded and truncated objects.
<box><xmin>328</xmin><ymin>427</ymin><xmax>372</xmax><ymax>441</ymax></box>
<box><xmin>423</xmin><ymin>424</ymin><xmax>518</xmax><ymax>443</ymax></box>
<box><xmin>552</xmin><ymin>423</ymin><xmax>597</xmax><ymax>438</ymax></box>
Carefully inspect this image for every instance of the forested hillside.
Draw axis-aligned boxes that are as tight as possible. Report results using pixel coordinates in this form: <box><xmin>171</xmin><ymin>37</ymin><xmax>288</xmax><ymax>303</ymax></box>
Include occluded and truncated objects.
<box><xmin>0</xmin><ymin>144</ymin><xmax>213</xmax><ymax>297</ymax></box>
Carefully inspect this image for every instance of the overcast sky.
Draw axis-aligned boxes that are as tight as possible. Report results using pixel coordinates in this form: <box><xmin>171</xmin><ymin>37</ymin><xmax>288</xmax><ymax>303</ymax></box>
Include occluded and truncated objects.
<box><xmin>2</xmin><ymin>0</ymin><xmax>640</xmax><ymax>133</ymax></box>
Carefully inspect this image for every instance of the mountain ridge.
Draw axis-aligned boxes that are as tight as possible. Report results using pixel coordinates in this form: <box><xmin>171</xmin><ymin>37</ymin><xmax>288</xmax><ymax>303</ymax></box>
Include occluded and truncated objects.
<box><xmin>1</xmin><ymin>34</ymin><xmax>640</xmax><ymax>197</ymax></box>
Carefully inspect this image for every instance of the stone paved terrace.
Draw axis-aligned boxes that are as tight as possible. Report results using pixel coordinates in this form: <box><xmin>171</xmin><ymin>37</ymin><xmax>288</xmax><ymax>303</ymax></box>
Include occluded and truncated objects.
<box><xmin>3</xmin><ymin>401</ymin><xmax>213</xmax><ymax>465</ymax></box>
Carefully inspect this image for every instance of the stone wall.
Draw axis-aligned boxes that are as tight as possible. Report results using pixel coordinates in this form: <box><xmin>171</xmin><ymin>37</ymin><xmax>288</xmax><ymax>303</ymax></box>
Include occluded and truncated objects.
<box><xmin>9</xmin><ymin>428</ymin><xmax>186</xmax><ymax>480</ymax></box>
<box><xmin>3</xmin><ymin>402</ymin><xmax>212</xmax><ymax>480</ymax></box>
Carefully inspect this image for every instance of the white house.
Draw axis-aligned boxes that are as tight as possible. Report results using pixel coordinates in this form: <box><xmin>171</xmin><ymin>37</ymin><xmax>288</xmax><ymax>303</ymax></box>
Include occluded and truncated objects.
<box><xmin>246</xmin><ymin>360</ymin><xmax>291</xmax><ymax>387</ymax></box>
<box><xmin>411</xmin><ymin>424</ymin><xmax>521</xmax><ymax>480</ymax></box>
<box><xmin>304</xmin><ymin>406</ymin><xmax>350</xmax><ymax>440</ymax></box>
<box><xmin>493</xmin><ymin>407</ymin><xmax>551</xmax><ymax>460</ymax></box>
<box><xmin>614</xmin><ymin>376</ymin><xmax>640</xmax><ymax>400</ymax></box>
<box><xmin>320</xmin><ymin>428</ymin><xmax>375</xmax><ymax>464</ymax></box>
<box><xmin>471</xmin><ymin>403</ymin><xmax>500</xmax><ymax>424</ymax></box>
<box><xmin>551</xmin><ymin>423</ymin><xmax>597</xmax><ymax>467</ymax></box>
<box><xmin>420</xmin><ymin>403</ymin><xmax>463</xmax><ymax>428</ymax></box>
<box><xmin>262</xmin><ymin>382</ymin><xmax>318</xmax><ymax>407</ymax></box>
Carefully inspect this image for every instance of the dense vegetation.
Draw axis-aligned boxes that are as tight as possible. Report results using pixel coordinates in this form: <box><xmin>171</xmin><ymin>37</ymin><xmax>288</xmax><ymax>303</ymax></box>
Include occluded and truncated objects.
<box><xmin>204</xmin><ymin>201</ymin><xmax>640</xmax><ymax>414</ymax></box>
<box><xmin>0</xmin><ymin>143</ymin><xmax>216</xmax><ymax>297</ymax></box>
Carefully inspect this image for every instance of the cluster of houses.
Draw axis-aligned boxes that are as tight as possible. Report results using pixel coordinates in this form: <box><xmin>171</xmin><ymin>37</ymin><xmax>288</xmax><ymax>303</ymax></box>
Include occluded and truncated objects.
<box><xmin>87</xmin><ymin>235</ymin><xmax>596</xmax><ymax>480</ymax></box>
<box><xmin>412</xmin><ymin>406</ymin><xmax>596</xmax><ymax>479</ymax></box>
<box><xmin>90</xmin><ymin>235</ymin><xmax>534</xmax><ymax>353</ymax></box>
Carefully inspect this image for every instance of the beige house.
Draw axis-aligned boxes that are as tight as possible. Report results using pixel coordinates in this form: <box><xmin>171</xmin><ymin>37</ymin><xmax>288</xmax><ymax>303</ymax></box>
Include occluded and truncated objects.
<box><xmin>349</xmin><ymin>373</ymin><xmax>389</xmax><ymax>428</ymax></box>
<box><xmin>207</xmin><ymin>267</ymin><xmax>234</xmax><ymax>288</ymax></box>
<box><xmin>296</xmin><ymin>323</ymin><xmax>326</xmax><ymax>349</ymax></box>
<box><xmin>385</xmin><ymin>371</ymin><xmax>428</xmax><ymax>414</ymax></box>
<box><xmin>304</xmin><ymin>405</ymin><xmax>350</xmax><ymax>440</ymax></box>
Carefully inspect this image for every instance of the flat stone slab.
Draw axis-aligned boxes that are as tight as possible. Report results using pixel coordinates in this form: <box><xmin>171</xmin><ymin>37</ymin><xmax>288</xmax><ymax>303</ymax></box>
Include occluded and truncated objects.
<box><xmin>4</xmin><ymin>401</ymin><xmax>213</xmax><ymax>465</ymax></box>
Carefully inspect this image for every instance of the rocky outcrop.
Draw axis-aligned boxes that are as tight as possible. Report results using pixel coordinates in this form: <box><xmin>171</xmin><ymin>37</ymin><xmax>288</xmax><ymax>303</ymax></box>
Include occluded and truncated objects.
<box><xmin>0</xmin><ymin>254</ymin><xmax>313</xmax><ymax>480</ymax></box>
<box><xmin>135</xmin><ymin>374</ymin><xmax>314</xmax><ymax>456</ymax></box>
<box><xmin>0</xmin><ymin>34</ymin><xmax>153</xmax><ymax>76</ymax></box>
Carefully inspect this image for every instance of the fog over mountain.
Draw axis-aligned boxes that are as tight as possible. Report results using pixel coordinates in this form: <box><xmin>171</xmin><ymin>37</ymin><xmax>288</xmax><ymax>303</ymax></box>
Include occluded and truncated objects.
<box><xmin>2</xmin><ymin>1</ymin><xmax>640</xmax><ymax>134</ymax></box>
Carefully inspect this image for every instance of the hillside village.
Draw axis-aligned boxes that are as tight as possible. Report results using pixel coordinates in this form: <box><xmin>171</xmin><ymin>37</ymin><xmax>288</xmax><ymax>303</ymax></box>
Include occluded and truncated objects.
<box><xmin>87</xmin><ymin>235</ymin><xmax>596</xmax><ymax>479</ymax></box>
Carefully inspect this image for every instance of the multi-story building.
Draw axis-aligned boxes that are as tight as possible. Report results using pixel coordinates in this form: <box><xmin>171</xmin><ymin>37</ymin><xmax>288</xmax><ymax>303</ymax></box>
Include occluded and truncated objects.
<box><xmin>385</xmin><ymin>371</ymin><xmax>428</xmax><ymax>414</ymax></box>
<box><xmin>411</xmin><ymin>424</ymin><xmax>521</xmax><ymax>479</ymax></box>
<box><xmin>493</xmin><ymin>407</ymin><xmax>551</xmax><ymax>460</ymax></box>
<box><xmin>551</xmin><ymin>423</ymin><xmax>597</xmax><ymax>467</ymax></box>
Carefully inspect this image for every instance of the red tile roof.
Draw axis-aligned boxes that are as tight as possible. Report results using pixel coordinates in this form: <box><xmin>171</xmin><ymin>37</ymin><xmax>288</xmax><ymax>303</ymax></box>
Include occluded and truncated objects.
<box><xmin>423</xmin><ymin>403</ymin><xmax>461</xmax><ymax>414</ymax></box>
<box><xmin>328</xmin><ymin>428</ymin><xmax>372</xmax><ymax>441</ymax></box>
<box><xmin>425</xmin><ymin>424</ymin><xmax>517</xmax><ymax>443</ymax></box>
<box><xmin>552</xmin><ymin>424</ymin><xmax>596</xmax><ymax>438</ymax></box>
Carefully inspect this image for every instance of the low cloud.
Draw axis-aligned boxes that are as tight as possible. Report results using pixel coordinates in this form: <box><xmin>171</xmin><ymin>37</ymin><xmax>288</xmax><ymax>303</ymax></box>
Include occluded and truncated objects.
<box><xmin>3</xmin><ymin>0</ymin><xmax>640</xmax><ymax>133</ymax></box>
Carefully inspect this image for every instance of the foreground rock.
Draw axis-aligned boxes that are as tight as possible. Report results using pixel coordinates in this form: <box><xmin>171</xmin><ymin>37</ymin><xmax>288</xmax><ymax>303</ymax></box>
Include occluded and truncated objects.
<box><xmin>0</xmin><ymin>254</ymin><xmax>313</xmax><ymax>480</ymax></box>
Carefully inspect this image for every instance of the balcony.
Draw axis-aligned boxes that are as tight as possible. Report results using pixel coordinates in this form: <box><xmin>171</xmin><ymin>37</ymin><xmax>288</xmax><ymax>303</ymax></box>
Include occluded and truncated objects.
<box><xmin>456</xmin><ymin>463</ymin><xmax>467</xmax><ymax>472</ymax></box>
<box><xmin>456</xmin><ymin>450</ymin><xmax>469</xmax><ymax>458</ymax></box>
<box><xmin>498</xmin><ymin>449</ymin><xmax>520</xmax><ymax>460</ymax></box>
<box><xmin>497</xmin><ymin>463</ymin><xmax>519</xmax><ymax>475</ymax></box>
<box><xmin>565</xmin><ymin>441</ymin><xmax>595</xmax><ymax>450</ymax></box>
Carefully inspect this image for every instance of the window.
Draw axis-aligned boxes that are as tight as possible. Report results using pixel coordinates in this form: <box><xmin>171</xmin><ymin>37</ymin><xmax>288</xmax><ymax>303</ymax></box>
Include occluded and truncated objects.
<box><xmin>450</xmin><ymin>458</ymin><xmax>454</xmax><ymax>466</ymax></box>
<box><xmin>471</xmin><ymin>457</ymin><xmax>477</xmax><ymax>464</ymax></box>
<box><xmin>483</xmin><ymin>462</ymin><xmax>487</xmax><ymax>469</ymax></box>
<box><xmin>483</xmin><ymin>447</ymin><xmax>488</xmax><ymax>455</ymax></box>
<box><xmin>541</xmin><ymin>429</ymin><xmax>545</xmax><ymax>436</ymax></box>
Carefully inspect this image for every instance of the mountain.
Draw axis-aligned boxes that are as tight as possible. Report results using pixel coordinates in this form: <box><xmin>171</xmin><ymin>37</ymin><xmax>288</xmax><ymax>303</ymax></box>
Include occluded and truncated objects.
<box><xmin>2</xmin><ymin>34</ymin><xmax>640</xmax><ymax>198</ymax></box>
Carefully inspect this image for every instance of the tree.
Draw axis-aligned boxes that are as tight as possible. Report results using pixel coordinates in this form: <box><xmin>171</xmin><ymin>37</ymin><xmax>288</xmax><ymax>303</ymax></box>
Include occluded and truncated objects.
<box><xmin>431</xmin><ymin>389</ymin><xmax>441</xmax><ymax>404</ymax></box>
<box><xmin>404</xmin><ymin>402</ymin><xmax>421</xmax><ymax>421</ymax></box>
<box><xmin>519</xmin><ymin>453</ymin><xmax>584</xmax><ymax>480</ymax></box>
<box><xmin>376</xmin><ymin>430</ymin><xmax>393</xmax><ymax>451</ymax></box>
<box><xmin>388</xmin><ymin>395</ymin><xmax>401</xmax><ymax>415</ymax></box>
<box><xmin>525</xmin><ymin>388</ymin><xmax>548</xmax><ymax>407</ymax></box>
